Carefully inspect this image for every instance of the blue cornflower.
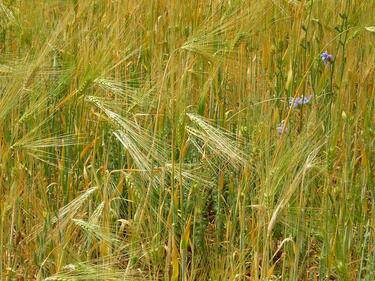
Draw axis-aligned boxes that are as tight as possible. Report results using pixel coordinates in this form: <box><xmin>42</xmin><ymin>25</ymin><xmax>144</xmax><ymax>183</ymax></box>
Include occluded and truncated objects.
<box><xmin>289</xmin><ymin>95</ymin><xmax>313</xmax><ymax>108</ymax></box>
<box><xmin>277</xmin><ymin>120</ymin><xmax>288</xmax><ymax>135</ymax></box>
<box><xmin>320</xmin><ymin>51</ymin><xmax>334</xmax><ymax>65</ymax></box>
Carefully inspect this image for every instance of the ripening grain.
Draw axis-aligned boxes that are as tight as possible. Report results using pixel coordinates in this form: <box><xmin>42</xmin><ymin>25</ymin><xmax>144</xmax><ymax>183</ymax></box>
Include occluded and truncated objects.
<box><xmin>0</xmin><ymin>1</ymin><xmax>374</xmax><ymax>280</ymax></box>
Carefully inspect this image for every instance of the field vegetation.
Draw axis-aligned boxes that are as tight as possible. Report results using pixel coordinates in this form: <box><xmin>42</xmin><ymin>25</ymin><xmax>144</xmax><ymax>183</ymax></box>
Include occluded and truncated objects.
<box><xmin>0</xmin><ymin>0</ymin><xmax>374</xmax><ymax>280</ymax></box>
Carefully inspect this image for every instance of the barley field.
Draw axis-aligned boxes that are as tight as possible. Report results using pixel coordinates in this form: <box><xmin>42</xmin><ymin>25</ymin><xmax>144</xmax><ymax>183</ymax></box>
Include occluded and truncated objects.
<box><xmin>0</xmin><ymin>1</ymin><xmax>374</xmax><ymax>280</ymax></box>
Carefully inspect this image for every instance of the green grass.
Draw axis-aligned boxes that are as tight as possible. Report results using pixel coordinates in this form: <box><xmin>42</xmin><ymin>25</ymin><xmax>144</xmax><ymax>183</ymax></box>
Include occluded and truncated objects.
<box><xmin>0</xmin><ymin>0</ymin><xmax>374</xmax><ymax>280</ymax></box>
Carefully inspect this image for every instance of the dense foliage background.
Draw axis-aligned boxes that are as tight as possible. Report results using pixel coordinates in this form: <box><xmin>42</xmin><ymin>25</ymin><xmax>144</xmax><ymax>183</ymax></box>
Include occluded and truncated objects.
<box><xmin>0</xmin><ymin>0</ymin><xmax>374</xmax><ymax>280</ymax></box>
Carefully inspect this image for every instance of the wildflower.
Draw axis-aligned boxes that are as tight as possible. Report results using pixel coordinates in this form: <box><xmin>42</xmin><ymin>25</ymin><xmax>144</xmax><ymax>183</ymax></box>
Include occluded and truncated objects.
<box><xmin>320</xmin><ymin>51</ymin><xmax>334</xmax><ymax>65</ymax></box>
<box><xmin>277</xmin><ymin>120</ymin><xmax>288</xmax><ymax>135</ymax></box>
<box><xmin>289</xmin><ymin>95</ymin><xmax>313</xmax><ymax>108</ymax></box>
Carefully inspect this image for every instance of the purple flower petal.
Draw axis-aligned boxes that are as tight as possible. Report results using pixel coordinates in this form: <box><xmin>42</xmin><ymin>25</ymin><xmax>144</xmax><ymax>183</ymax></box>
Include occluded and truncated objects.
<box><xmin>289</xmin><ymin>95</ymin><xmax>313</xmax><ymax>108</ymax></box>
<box><xmin>321</xmin><ymin>51</ymin><xmax>334</xmax><ymax>64</ymax></box>
<box><xmin>277</xmin><ymin>120</ymin><xmax>288</xmax><ymax>135</ymax></box>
